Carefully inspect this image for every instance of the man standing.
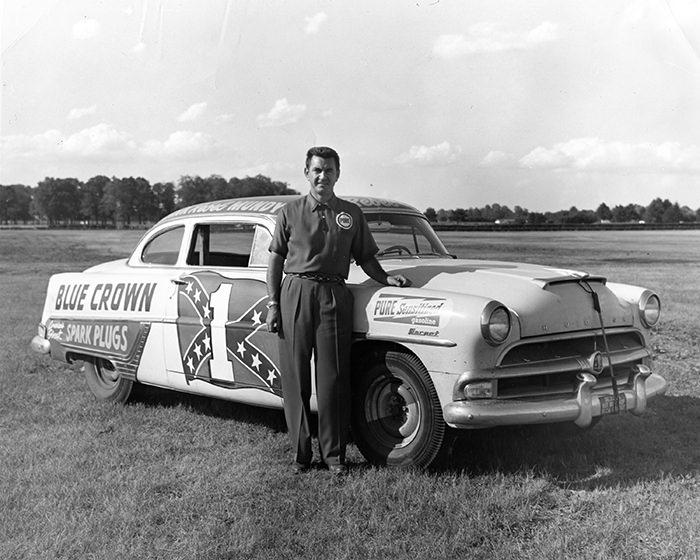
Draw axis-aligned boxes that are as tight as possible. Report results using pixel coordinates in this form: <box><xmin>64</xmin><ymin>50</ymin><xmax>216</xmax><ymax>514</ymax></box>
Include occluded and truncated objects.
<box><xmin>266</xmin><ymin>146</ymin><xmax>410</xmax><ymax>475</ymax></box>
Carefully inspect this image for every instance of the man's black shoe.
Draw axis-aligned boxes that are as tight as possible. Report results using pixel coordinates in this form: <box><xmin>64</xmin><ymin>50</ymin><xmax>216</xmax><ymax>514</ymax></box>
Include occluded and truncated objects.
<box><xmin>328</xmin><ymin>464</ymin><xmax>347</xmax><ymax>476</ymax></box>
<box><xmin>291</xmin><ymin>462</ymin><xmax>311</xmax><ymax>474</ymax></box>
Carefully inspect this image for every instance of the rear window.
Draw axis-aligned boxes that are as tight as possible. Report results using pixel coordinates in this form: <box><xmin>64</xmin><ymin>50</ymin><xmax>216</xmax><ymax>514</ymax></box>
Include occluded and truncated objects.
<box><xmin>141</xmin><ymin>226</ymin><xmax>184</xmax><ymax>265</ymax></box>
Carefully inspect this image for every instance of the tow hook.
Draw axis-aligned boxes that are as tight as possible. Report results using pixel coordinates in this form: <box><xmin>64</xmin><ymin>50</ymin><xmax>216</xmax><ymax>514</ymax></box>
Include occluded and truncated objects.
<box><xmin>579</xmin><ymin>280</ymin><xmax>620</xmax><ymax>414</ymax></box>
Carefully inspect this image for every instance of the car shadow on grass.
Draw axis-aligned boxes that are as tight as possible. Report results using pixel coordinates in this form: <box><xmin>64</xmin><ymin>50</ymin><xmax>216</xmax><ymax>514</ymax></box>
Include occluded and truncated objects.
<box><xmin>441</xmin><ymin>394</ymin><xmax>700</xmax><ymax>490</ymax></box>
<box><xmin>126</xmin><ymin>385</ymin><xmax>700</xmax><ymax>488</ymax></box>
<box><xmin>129</xmin><ymin>384</ymin><xmax>288</xmax><ymax>433</ymax></box>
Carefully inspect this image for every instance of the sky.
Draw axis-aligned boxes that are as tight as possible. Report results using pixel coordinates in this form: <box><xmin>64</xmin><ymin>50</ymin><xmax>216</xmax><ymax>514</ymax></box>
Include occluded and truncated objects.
<box><xmin>2</xmin><ymin>0</ymin><xmax>700</xmax><ymax>213</ymax></box>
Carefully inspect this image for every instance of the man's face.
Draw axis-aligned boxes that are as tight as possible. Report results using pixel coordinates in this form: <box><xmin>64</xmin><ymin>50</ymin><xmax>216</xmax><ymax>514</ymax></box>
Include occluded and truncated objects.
<box><xmin>305</xmin><ymin>156</ymin><xmax>339</xmax><ymax>202</ymax></box>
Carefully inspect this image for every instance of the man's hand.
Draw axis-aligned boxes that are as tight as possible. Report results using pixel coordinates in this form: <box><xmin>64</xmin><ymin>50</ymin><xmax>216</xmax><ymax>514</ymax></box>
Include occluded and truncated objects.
<box><xmin>387</xmin><ymin>274</ymin><xmax>411</xmax><ymax>288</ymax></box>
<box><xmin>266</xmin><ymin>305</ymin><xmax>280</xmax><ymax>333</ymax></box>
<box><xmin>360</xmin><ymin>257</ymin><xmax>411</xmax><ymax>288</ymax></box>
<box><xmin>266</xmin><ymin>252</ymin><xmax>284</xmax><ymax>333</ymax></box>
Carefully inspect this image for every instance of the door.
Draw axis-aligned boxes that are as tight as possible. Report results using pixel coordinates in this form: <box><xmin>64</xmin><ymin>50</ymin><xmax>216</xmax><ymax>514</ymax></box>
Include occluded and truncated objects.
<box><xmin>166</xmin><ymin>222</ymin><xmax>283</xmax><ymax>401</ymax></box>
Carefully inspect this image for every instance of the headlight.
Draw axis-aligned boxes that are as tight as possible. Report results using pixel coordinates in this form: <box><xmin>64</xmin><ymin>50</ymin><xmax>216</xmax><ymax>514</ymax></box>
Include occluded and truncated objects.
<box><xmin>639</xmin><ymin>291</ymin><xmax>660</xmax><ymax>327</ymax></box>
<box><xmin>481</xmin><ymin>302</ymin><xmax>511</xmax><ymax>345</ymax></box>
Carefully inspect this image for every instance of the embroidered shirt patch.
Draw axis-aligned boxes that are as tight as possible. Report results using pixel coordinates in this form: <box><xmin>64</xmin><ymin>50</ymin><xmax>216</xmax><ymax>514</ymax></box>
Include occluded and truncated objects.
<box><xmin>336</xmin><ymin>212</ymin><xmax>353</xmax><ymax>230</ymax></box>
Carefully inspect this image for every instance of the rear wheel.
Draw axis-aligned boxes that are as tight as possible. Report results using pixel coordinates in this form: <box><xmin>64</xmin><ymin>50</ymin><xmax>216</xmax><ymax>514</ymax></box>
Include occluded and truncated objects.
<box><xmin>83</xmin><ymin>358</ymin><xmax>134</xmax><ymax>403</ymax></box>
<box><xmin>351</xmin><ymin>350</ymin><xmax>445</xmax><ymax>469</ymax></box>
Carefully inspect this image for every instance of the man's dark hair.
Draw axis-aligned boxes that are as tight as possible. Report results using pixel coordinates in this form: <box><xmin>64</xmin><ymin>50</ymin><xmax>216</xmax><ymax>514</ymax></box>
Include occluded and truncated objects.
<box><xmin>305</xmin><ymin>146</ymin><xmax>340</xmax><ymax>172</ymax></box>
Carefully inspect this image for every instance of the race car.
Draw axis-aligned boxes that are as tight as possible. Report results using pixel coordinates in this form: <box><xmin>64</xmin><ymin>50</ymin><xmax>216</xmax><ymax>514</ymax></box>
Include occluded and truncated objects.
<box><xmin>31</xmin><ymin>195</ymin><xmax>667</xmax><ymax>468</ymax></box>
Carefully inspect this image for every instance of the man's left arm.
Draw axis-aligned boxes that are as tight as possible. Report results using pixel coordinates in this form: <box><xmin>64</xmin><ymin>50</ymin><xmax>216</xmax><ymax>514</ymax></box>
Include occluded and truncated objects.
<box><xmin>360</xmin><ymin>257</ymin><xmax>411</xmax><ymax>287</ymax></box>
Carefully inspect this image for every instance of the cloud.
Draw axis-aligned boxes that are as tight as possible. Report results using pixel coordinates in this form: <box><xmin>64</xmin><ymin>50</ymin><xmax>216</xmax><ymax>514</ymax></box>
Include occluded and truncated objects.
<box><xmin>396</xmin><ymin>141</ymin><xmax>462</xmax><ymax>166</ymax></box>
<box><xmin>177</xmin><ymin>102</ymin><xmax>208</xmax><ymax>123</ymax></box>
<box><xmin>1</xmin><ymin>124</ymin><xmax>216</xmax><ymax>164</ymax></box>
<box><xmin>144</xmin><ymin>130</ymin><xmax>218</xmax><ymax>159</ymax></box>
<box><xmin>1</xmin><ymin>129</ymin><xmax>65</xmax><ymax>158</ymax></box>
<box><xmin>481</xmin><ymin>150</ymin><xmax>514</xmax><ymax>167</ymax></box>
<box><xmin>519</xmin><ymin>138</ymin><xmax>700</xmax><ymax>173</ymax></box>
<box><xmin>72</xmin><ymin>18</ymin><xmax>101</xmax><ymax>40</ymax></box>
<box><xmin>0</xmin><ymin>124</ymin><xmax>137</xmax><ymax>161</ymax></box>
<box><xmin>62</xmin><ymin>124</ymin><xmax>138</xmax><ymax>157</ymax></box>
<box><xmin>304</xmin><ymin>12</ymin><xmax>328</xmax><ymax>34</ymax></box>
<box><xmin>67</xmin><ymin>105</ymin><xmax>97</xmax><ymax>120</ymax></box>
<box><xmin>1</xmin><ymin>124</ymin><xmax>137</xmax><ymax>159</ymax></box>
<box><xmin>433</xmin><ymin>21</ymin><xmax>558</xmax><ymax>58</ymax></box>
<box><xmin>256</xmin><ymin>98</ymin><xmax>307</xmax><ymax>128</ymax></box>
<box><xmin>215</xmin><ymin>113</ymin><xmax>236</xmax><ymax>124</ymax></box>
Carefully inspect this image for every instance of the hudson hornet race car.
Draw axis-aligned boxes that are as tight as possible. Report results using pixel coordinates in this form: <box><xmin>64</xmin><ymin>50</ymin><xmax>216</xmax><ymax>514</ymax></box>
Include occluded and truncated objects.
<box><xmin>31</xmin><ymin>195</ymin><xmax>667</xmax><ymax>468</ymax></box>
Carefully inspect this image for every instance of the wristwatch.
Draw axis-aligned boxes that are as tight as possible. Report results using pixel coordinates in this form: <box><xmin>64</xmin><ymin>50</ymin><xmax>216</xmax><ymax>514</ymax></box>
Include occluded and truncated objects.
<box><xmin>266</xmin><ymin>300</ymin><xmax>279</xmax><ymax>309</ymax></box>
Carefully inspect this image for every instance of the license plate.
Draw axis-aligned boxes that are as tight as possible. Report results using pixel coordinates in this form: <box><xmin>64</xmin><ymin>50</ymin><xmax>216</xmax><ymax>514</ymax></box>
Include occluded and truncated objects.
<box><xmin>600</xmin><ymin>394</ymin><xmax>627</xmax><ymax>415</ymax></box>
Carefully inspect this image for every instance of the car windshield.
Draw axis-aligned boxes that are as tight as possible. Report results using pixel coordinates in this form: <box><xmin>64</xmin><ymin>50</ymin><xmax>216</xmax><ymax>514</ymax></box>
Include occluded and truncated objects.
<box><xmin>364</xmin><ymin>212</ymin><xmax>450</xmax><ymax>259</ymax></box>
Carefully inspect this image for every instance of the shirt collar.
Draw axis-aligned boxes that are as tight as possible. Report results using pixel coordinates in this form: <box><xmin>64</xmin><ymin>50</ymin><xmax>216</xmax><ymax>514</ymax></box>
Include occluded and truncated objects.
<box><xmin>306</xmin><ymin>193</ymin><xmax>338</xmax><ymax>212</ymax></box>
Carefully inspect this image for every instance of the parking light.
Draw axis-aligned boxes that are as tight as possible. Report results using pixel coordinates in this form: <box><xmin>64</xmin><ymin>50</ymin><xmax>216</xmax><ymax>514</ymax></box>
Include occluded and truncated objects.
<box><xmin>464</xmin><ymin>380</ymin><xmax>495</xmax><ymax>399</ymax></box>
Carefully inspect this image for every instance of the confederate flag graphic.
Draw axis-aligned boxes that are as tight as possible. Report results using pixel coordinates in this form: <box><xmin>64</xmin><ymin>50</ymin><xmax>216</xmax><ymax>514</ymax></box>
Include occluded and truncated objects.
<box><xmin>176</xmin><ymin>271</ymin><xmax>282</xmax><ymax>396</ymax></box>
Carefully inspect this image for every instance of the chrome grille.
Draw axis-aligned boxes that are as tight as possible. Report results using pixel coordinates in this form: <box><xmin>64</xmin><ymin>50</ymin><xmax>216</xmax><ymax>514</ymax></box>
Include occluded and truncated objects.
<box><xmin>496</xmin><ymin>330</ymin><xmax>647</xmax><ymax>398</ymax></box>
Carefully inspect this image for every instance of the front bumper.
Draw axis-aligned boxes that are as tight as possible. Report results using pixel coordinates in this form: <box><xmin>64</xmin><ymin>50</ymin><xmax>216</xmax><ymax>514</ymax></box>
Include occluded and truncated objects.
<box><xmin>443</xmin><ymin>365</ymin><xmax>667</xmax><ymax>429</ymax></box>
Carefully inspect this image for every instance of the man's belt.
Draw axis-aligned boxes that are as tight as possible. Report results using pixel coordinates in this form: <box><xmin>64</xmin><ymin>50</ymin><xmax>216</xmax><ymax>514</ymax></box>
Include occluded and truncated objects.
<box><xmin>288</xmin><ymin>272</ymin><xmax>345</xmax><ymax>284</ymax></box>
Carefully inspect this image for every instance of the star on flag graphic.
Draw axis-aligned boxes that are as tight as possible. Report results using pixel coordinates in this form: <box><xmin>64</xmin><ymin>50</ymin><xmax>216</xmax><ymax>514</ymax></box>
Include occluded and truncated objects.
<box><xmin>176</xmin><ymin>272</ymin><xmax>282</xmax><ymax>396</ymax></box>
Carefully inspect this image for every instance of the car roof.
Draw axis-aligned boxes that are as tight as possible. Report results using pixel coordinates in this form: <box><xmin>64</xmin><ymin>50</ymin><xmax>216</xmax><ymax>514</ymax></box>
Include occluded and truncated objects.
<box><xmin>157</xmin><ymin>194</ymin><xmax>424</xmax><ymax>225</ymax></box>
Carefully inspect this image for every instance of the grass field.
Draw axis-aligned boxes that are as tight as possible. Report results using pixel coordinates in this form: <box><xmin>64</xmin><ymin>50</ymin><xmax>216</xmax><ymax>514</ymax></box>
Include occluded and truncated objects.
<box><xmin>2</xmin><ymin>228</ymin><xmax>700</xmax><ymax>559</ymax></box>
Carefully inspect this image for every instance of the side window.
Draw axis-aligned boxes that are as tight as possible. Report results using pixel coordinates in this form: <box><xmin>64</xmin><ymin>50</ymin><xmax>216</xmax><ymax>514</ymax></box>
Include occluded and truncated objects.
<box><xmin>141</xmin><ymin>226</ymin><xmax>184</xmax><ymax>265</ymax></box>
<box><xmin>187</xmin><ymin>223</ymin><xmax>257</xmax><ymax>268</ymax></box>
<box><xmin>249</xmin><ymin>226</ymin><xmax>272</xmax><ymax>267</ymax></box>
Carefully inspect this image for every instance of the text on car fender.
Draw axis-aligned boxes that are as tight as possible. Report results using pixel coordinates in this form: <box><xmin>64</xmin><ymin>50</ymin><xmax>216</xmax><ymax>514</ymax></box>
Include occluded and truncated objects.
<box><xmin>55</xmin><ymin>282</ymin><xmax>157</xmax><ymax>312</ymax></box>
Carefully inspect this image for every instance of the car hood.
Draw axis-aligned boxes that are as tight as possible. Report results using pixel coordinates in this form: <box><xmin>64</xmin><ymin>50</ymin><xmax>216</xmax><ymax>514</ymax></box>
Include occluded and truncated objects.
<box><xmin>85</xmin><ymin>257</ymin><xmax>634</xmax><ymax>338</ymax></box>
<box><xmin>352</xmin><ymin>258</ymin><xmax>634</xmax><ymax>337</ymax></box>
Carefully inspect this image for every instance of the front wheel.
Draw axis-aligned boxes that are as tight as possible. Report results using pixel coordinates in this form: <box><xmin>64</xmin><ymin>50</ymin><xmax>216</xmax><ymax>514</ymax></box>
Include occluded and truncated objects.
<box><xmin>83</xmin><ymin>358</ymin><xmax>134</xmax><ymax>403</ymax></box>
<box><xmin>351</xmin><ymin>350</ymin><xmax>445</xmax><ymax>469</ymax></box>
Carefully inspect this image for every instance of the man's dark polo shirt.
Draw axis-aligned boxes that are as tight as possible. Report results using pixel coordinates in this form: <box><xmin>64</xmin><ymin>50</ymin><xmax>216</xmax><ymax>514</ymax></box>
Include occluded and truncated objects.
<box><xmin>269</xmin><ymin>194</ymin><xmax>378</xmax><ymax>279</ymax></box>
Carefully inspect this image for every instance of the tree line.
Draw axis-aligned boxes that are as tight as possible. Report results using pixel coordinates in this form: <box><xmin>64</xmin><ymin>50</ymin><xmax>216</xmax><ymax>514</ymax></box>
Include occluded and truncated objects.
<box><xmin>425</xmin><ymin>199</ymin><xmax>700</xmax><ymax>225</ymax></box>
<box><xmin>1</xmin><ymin>175</ymin><xmax>697</xmax><ymax>227</ymax></box>
<box><xmin>0</xmin><ymin>175</ymin><xmax>297</xmax><ymax>227</ymax></box>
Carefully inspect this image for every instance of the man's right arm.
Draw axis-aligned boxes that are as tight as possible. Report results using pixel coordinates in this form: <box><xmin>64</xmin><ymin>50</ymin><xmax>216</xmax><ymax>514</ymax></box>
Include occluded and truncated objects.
<box><xmin>266</xmin><ymin>252</ymin><xmax>284</xmax><ymax>333</ymax></box>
